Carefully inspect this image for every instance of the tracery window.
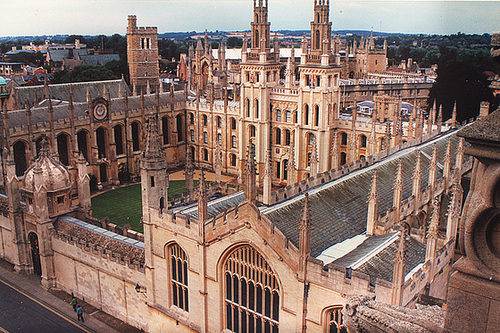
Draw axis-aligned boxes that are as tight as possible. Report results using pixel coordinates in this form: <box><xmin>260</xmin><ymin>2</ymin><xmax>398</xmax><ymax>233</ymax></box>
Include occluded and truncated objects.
<box><xmin>169</xmin><ymin>243</ymin><xmax>189</xmax><ymax>312</ymax></box>
<box><xmin>285</xmin><ymin>110</ymin><xmax>291</xmax><ymax>123</ymax></box>
<box><xmin>276</xmin><ymin>109</ymin><xmax>282</xmax><ymax>122</ymax></box>
<box><xmin>325</xmin><ymin>307</ymin><xmax>346</xmax><ymax>333</ymax></box>
<box><xmin>224</xmin><ymin>245</ymin><xmax>280</xmax><ymax>333</ymax></box>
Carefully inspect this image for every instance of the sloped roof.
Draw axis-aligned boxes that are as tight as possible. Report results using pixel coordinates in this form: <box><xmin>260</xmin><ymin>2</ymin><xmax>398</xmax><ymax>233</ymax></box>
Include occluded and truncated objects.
<box><xmin>349</xmin><ymin>235</ymin><xmax>426</xmax><ymax>282</ymax></box>
<box><xmin>7</xmin><ymin>90</ymin><xmax>186</xmax><ymax>128</ymax></box>
<box><xmin>458</xmin><ymin>109</ymin><xmax>500</xmax><ymax>143</ymax></box>
<box><xmin>13</xmin><ymin>79</ymin><xmax>130</xmax><ymax>107</ymax></box>
<box><xmin>173</xmin><ymin>191</ymin><xmax>246</xmax><ymax>220</ymax></box>
<box><xmin>80</xmin><ymin>54</ymin><xmax>120</xmax><ymax>66</ymax></box>
<box><xmin>262</xmin><ymin>130</ymin><xmax>462</xmax><ymax>258</ymax></box>
<box><xmin>48</xmin><ymin>49</ymin><xmax>88</xmax><ymax>62</ymax></box>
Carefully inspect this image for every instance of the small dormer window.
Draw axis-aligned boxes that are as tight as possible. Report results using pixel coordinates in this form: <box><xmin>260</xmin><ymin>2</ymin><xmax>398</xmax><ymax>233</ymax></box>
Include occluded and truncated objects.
<box><xmin>57</xmin><ymin>196</ymin><xmax>65</xmax><ymax>204</ymax></box>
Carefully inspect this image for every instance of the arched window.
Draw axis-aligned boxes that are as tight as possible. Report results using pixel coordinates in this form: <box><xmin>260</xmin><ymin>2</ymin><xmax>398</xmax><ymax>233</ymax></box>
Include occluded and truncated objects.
<box><xmin>275</xmin><ymin>128</ymin><xmax>282</xmax><ymax>145</ymax></box>
<box><xmin>246</xmin><ymin>98</ymin><xmax>251</xmax><ymax>117</ymax></box>
<box><xmin>285</xmin><ymin>110</ymin><xmax>291</xmax><ymax>123</ymax></box>
<box><xmin>255</xmin><ymin>99</ymin><xmax>260</xmax><ymax>119</ymax></box>
<box><xmin>57</xmin><ymin>133</ymin><xmax>70</xmax><ymax>166</ymax></box>
<box><xmin>189</xmin><ymin>112</ymin><xmax>194</xmax><ymax>125</ymax></box>
<box><xmin>217</xmin><ymin>116</ymin><xmax>222</xmax><ymax>128</ymax></box>
<box><xmin>176</xmin><ymin>114</ymin><xmax>183</xmax><ymax>142</ymax></box>
<box><xmin>276</xmin><ymin>109</ymin><xmax>282</xmax><ymax>122</ymax></box>
<box><xmin>360</xmin><ymin>135</ymin><xmax>367</xmax><ymax>148</ymax></box>
<box><xmin>77</xmin><ymin>130</ymin><xmax>89</xmax><ymax>161</ymax></box>
<box><xmin>217</xmin><ymin>133</ymin><xmax>222</xmax><ymax>146</ymax></box>
<box><xmin>97</xmin><ymin>127</ymin><xmax>108</xmax><ymax>158</ymax></box>
<box><xmin>314</xmin><ymin>105</ymin><xmax>320</xmax><ymax>127</ymax></box>
<box><xmin>315</xmin><ymin>30</ymin><xmax>320</xmax><ymax>50</ymax></box>
<box><xmin>283</xmin><ymin>159</ymin><xmax>288</xmax><ymax>180</ymax></box>
<box><xmin>114</xmin><ymin>125</ymin><xmax>124</xmax><ymax>155</ymax></box>
<box><xmin>131</xmin><ymin>122</ymin><xmax>140</xmax><ymax>152</ymax></box>
<box><xmin>162</xmin><ymin>117</ymin><xmax>169</xmax><ymax>145</ymax></box>
<box><xmin>169</xmin><ymin>243</ymin><xmax>189</xmax><ymax>312</ymax></box>
<box><xmin>13</xmin><ymin>141</ymin><xmax>28</xmax><ymax>177</ymax></box>
<box><xmin>190</xmin><ymin>130</ymin><xmax>195</xmax><ymax>142</ymax></box>
<box><xmin>380</xmin><ymin>137</ymin><xmax>386</xmax><ymax>150</ymax></box>
<box><xmin>224</xmin><ymin>245</ymin><xmax>279</xmax><ymax>333</ymax></box>
<box><xmin>341</xmin><ymin>133</ymin><xmax>348</xmax><ymax>146</ymax></box>
<box><xmin>231</xmin><ymin>135</ymin><xmax>237</xmax><ymax>148</ymax></box>
<box><xmin>203</xmin><ymin>149</ymin><xmax>209</xmax><ymax>161</ymax></box>
<box><xmin>308</xmin><ymin>133</ymin><xmax>315</xmax><ymax>146</ymax></box>
<box><xmin>340</xmin><ymin>152</ymin><xmax>347</xmax><ymax>165</ymax></box>
<box><xmin>325</xmin><ymin>307</ymin><xmax>346</xmax><ymax>333</ymax></box>
<box><xmin>304</xmin><ymin>104</ymin><xmax>310</xmax><ymax>125</ymax></box>
<box><xmin>230</xmin><ymin>154</ymin><xmax>237</xmax><ymax>167</ymax></box>
<box><xmin>231</xmin><ymin>117</ymin><xmax>237</xmax><ymax>130</ymax></box>
<box><xmin>250</xmin><ymin>125</ymin><xmax>256</xmax><ymax>138</ymax></box>
<box><xmin>203</xmin><ymin>114</ymin><xmax>208</xmax><ymax>126</ymax></box>
<box><xmin>285</xmin><ymin>130</ymin><xmax>291</xmax><ymax>146</ymax></box>
<box><xmin>203</xmin><ymin>131</ymin><xmax>208</xmax><ymax>144</ymax></box>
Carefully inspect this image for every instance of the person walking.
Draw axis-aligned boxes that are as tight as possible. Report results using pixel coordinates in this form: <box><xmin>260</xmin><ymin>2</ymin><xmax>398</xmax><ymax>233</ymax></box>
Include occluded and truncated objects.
<box><xmin>70</xmin><ymin>296</ymin><xmax>77</xmax><ymax>312</ymax></box>
<box><xmin>76</xmin><ymin>304</ymin><xmax>84</xmax><ymax>322</ymax></box>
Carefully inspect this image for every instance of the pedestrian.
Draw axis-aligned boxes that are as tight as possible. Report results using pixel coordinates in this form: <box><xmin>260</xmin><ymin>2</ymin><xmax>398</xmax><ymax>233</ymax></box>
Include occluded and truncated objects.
<box><xmin>70</xmin><ymin>296</ymin><xmax>77</xmax><ymax>312</ymax></box>
<box><xmin>76</xmin><ymin>304</ymin><xmax>84</xmax><ymax>322</ymax></box>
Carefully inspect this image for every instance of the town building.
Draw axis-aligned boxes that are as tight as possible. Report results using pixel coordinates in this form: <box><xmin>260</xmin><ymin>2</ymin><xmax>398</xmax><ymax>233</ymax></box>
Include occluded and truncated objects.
<box><xmin>0</xmin><ymin>1</ymin><xmax>485</xmax><ymax>332</ymax></box>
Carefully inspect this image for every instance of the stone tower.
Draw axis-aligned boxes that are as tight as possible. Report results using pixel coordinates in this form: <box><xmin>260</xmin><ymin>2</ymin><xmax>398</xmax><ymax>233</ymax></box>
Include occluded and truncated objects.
<box><xmin>310</xmin><ymin>0</ymin><xmax>332</xmax><ymax>55</ymax></box>
<box><xmin>127</xmin><ymin>15</ymin><xmax>160</xmax><ymax>90</ymax></box>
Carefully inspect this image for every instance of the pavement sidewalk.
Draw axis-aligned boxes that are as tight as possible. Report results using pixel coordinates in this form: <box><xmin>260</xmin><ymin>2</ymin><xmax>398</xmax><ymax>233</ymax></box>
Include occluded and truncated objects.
<box><xmin>0</xmin><ymin>262</ymin><xmax>121</xmax><ymax>333</ymax></box>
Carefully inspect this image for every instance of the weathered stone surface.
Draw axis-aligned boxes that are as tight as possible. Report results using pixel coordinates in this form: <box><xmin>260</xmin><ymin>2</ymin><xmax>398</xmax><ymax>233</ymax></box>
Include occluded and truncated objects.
<box><xmin>342</xmin><ymin>295</ymin><xmax>444</xmax><ymax>333</ymax></box>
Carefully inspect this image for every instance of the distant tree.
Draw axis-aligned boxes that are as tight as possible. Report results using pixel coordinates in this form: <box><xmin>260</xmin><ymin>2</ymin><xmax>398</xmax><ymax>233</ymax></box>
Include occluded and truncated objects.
<box><xmin>64</xmin><ymin>35</ymin><xmax>86</xmax><ymax>45</ymax></box>
<box><xmin>226</xmin><ymin>37</ymin><xmax>243</xmax><ymax>49</ymax></box>
<box><xmin>429</xmin><ymin>59</ymin><xmax>495</xmax><ymax>122</ymax></box>
<box><xmin>5</xmin><ymin>51</ymin><xmax>44</xmax><ymax>66</ymax></box>
<box><xmin>54</xmin><ymin>65</ymin><xmax>119</xmax><ymax>83</ymax></box>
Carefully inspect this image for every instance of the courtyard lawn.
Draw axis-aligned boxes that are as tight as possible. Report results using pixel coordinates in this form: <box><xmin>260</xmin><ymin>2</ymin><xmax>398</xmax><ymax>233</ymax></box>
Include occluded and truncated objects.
<box><xmin>91</xmin><ymin>180</ymin><xmax>196</xmax><ymax>233</ymax></box>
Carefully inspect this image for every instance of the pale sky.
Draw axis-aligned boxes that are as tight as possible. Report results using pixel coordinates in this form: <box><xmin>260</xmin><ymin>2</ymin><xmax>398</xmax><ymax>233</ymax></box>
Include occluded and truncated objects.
<box><xmin>1</xmin><ymin>1</ymin><xmax>498</xmax><ymax>37</ymax></box>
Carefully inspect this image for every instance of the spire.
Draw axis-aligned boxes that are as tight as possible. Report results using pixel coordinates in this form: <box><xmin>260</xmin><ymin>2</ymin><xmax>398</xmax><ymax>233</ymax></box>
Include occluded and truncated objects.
<box><xmin>143</xmin><ymin>114</ymin><xmax>163</xmax><ymax>161</ymax></box>
<box><xmin>185</xmin><ymin>147</ymin><xmax>195</xmax><ymax>201</ymax></box>
<box><xmin>198</xmin><ymin>170</ymin><xmax>208</xmax><ymax>223</ymax></box>
<box><xmin>242</xmin><ymin>33</ymin><xmax>248</xmax><ymax>53</ymax></box>
<box><xmin>284</xmin><ymin>55</ymin><xmax>293</xmax><ymax>89</ymax></box>
<box><xmin>262</xmin><ymin>148</ymin><xmax>272</xmax><ymax>205</ymax></box>
<box><xmin>330</xmin><ymin>129</ymin><xmax>339</xmax><ymax>169</ymax></box>
<box><xmin>245</xmin><ymin>141</ymin><xmax>257</xmax><ymax>204</ymax></box>
<box><xmin>366</xmin><ymin>171</ymin><xmax>378</xmax><ymax>235</ymax></box>
<box><xmin>299</xmin><ymin>193</ymin><xmax>312</xmax><ymax>273</ymax></box>
<box><xmin>76</xmin><ymin>153</ymin><xmax>91</xmax><ymax>213</ymax></box>
<box><xmin>431</xmin><ymin>100</ymin><xmax>437</xmax><ymax>126</ymax></box>
<box><xmin>288</xmin><ymin>146</ymin><xmax>296</xmax><ymax>184</ymax></box>
<box><xmin>391</xmin><ymin>224</ymin><xmax>408</xmax><ymax>306</ymax></box>
<box><xmin>412</xmin><ymin>151</ymin><xmax>422</xmax><ymax>205</ymax></box>
<box><xmin>451</xmin><ymin>101</ymin><xmax>457</xmax><ymax>127</ymax></box>
<box><xmin>443</xmin><ymin>139</ymin><xmax>452</xmax><ymax>186</ymax></box>
<box><xmin>393</xmin><ymin>159</ymin><xmax>403</xmax><ymax>225</ymax></box>
<box><xmin>446</xmin><ymin>183</ymin><xmax>463</xmax><ymax>242</ymax></box>
<box><xmin>426</xmin><ymin>196</ymin><xmax>440</xmax><ymax>262</ymax></box>
<box><xmin>310</xmin><ymin>136</ymin><xmax>318</xmax><ymax>177</ymax></box>
<box><xmin>428</xmin><ymin>143</ymin><xmax>437</xmax><ymax>197</ymax></box>
<box><xmin>453</xmin><ymin>137</ymin><xmax>464</xmax><ymax>184</ymax></box>
<box><xmin>437</xmin><ymin>105</ymin><xmax>443</xmax><ymax>134</ymax></box>
<box><xmin>214</xmin><ymin>141</ymin><xmax>222</xmax><ymax>184</ymax></box>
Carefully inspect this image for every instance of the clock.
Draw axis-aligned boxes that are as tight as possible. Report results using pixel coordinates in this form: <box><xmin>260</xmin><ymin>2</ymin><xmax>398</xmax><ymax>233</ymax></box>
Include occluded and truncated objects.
<box><xmin>94</xmin><ymin>103</ymin><xmax>108</xmax><ymax>121</ymax></box>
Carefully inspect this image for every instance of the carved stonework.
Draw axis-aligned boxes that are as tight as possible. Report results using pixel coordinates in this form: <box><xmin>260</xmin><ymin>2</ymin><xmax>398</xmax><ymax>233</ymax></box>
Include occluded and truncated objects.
<box><xmin>343</xmin><ymin>295</ymin><xmax>444</xmax><ymax>333</ymax></box>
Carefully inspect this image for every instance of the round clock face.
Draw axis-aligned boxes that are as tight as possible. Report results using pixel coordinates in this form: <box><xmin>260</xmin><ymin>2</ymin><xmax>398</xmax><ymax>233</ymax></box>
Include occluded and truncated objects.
<box><xmin>94</xmin><ymin>103</ymin><xmax>107</xmax><ymax>121</ymax></box>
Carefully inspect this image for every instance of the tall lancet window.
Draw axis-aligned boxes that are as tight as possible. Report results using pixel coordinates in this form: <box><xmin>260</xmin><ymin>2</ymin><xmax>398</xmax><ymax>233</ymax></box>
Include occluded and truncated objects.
<box><xmin>169</xmin><ymin>243</ymin><xmax>189</xmax><ymax>312</ymax></box>
<box><xmin>224</xmin><ymin>245</ymin><xmax>280</xmax><ymax>333</ymax></box>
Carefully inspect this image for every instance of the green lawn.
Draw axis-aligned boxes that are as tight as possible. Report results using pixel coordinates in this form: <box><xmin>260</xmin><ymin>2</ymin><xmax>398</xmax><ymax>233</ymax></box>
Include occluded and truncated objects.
<box><xmin>91</xmin><ymin>180</ymin><xmax>197</xmax><ymax>233</ymax></box>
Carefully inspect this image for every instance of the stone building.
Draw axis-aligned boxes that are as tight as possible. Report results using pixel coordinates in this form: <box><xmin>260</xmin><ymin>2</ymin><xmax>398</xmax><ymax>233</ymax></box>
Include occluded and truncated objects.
<box><xmin>127</xmin><ymin>15</ymin><xmax>160</xmax><ymax>91</ymax></box>
<box><xmin>0</xmin><ymin>2</ymin><xmax>481</xmax><ymax>331</ymax></box>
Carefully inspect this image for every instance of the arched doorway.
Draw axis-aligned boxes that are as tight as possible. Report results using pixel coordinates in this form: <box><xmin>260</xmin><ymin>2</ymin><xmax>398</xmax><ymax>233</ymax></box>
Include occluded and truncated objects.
<box><xmin>28</xmin><ymin>232</ymin><xmax>42</xmax><ymax>276</ymax></box>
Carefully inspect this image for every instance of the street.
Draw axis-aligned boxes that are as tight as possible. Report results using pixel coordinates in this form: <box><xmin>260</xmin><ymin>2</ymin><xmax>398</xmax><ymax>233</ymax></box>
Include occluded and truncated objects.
<box><xmin>0</xmin><ymin>279</ymin><xmax>90</xmax><ymax>333</ymax></box>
